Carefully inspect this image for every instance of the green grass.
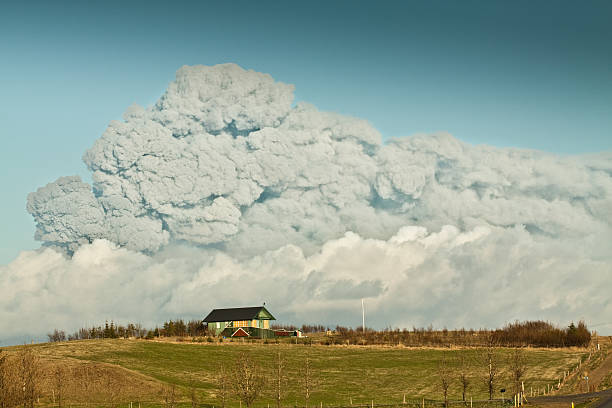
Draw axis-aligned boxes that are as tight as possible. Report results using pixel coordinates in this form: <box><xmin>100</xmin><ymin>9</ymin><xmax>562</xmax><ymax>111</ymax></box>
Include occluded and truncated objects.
<box><xmin>24</xmin><ymin>339</ymin><xmax>588</xmax><ymax>407</ymax></box>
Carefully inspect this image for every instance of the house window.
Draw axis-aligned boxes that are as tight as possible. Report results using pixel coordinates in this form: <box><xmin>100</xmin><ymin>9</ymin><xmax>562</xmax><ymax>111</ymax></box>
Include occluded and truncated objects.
<box><xmin>216</xmin><ymin>322</ymin><xmax>220</xmax><ymax>329</ymax></box>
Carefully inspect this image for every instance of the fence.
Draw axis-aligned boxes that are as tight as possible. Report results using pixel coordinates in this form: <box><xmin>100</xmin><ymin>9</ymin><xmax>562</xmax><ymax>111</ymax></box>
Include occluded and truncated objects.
<box><xmin>316</xmin><ymin>399</ymin><xmax>510</xmax><ymax>408</ymax></box>
<box><xmin>33</xmin><ymin>399</ymin><xmax>512</xmax><ymax>408</ymax></box>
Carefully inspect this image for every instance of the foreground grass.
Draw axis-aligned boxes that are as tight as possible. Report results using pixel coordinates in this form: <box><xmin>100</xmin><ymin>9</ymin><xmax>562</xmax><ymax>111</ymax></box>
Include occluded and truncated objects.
<box><xmin>11</xmin><ymin>338</ymin><xmax>588</xmax><ymax>407</ymax></box>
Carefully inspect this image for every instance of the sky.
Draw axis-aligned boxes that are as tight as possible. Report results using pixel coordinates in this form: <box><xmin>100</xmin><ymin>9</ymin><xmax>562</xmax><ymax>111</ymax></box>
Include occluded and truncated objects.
<box><xmin>1</xmin><ymin>0</ymin><xmax>611</xmax><ymax>264</ymax></box>
<box><xmin>0</xmin><ymin>1</ymin><xmax>611</xmax><ymax>340</ymax></box>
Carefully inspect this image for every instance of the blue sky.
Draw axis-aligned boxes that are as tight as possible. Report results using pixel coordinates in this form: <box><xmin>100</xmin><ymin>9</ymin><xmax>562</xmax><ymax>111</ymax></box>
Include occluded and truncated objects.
<box><xmin>1</xmin><ymin>0</ymin><xmax>611</xmax><ymax>264</ymax></box>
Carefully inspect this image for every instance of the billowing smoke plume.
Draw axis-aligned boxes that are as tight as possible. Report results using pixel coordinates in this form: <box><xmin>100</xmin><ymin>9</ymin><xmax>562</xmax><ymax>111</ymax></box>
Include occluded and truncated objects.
<box><xmin>26</xmin><ymin>64</ymin><xmax>612</xmax><ymax>258</ymax></box>
<box><xmin>4</xmin><ymin>63</ymin><xmax>612</xmax><ymax>342</ymax></box>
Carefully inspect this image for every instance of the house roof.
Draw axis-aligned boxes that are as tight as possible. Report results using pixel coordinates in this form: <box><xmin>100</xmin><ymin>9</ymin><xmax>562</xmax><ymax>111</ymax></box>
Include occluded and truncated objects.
<box><xmin>203</xmin><ymin>306</ymin><xmax>276</xmax><ymax>323</ymax></box>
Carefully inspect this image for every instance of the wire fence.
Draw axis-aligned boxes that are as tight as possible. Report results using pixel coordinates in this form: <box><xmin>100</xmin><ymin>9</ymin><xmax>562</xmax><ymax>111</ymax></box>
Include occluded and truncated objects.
<box><xmin>35</xmin><ymin>399</ymin><xmax>512</xmax><ymax>408</ymax></box>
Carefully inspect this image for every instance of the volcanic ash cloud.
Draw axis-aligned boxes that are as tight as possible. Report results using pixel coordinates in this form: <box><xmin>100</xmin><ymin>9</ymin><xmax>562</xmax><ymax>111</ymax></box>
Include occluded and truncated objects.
<box><xmin>8</xmin><ymin>63</ymin><xmax>611</xmax><ymax>340</ymax></box>
<box><xmin>26</xmin><ymin>63</ymin><xmax>612</xmax><ymax>258</ymax></box>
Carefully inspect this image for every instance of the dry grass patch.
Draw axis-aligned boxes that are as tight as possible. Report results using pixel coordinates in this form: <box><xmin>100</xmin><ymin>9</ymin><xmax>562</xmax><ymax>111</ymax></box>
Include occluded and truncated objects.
<box><xmin>2</xmin><ymin>344</ymin><xmax>166</xmax><ymax>405</ymax></box>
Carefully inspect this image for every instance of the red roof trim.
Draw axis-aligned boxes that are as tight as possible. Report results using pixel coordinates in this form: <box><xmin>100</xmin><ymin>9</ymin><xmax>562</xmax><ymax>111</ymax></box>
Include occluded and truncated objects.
<box><xmin>231</xmin><ymin>328</ymin><xmax>250</xmax><ymax>337</ymax></box>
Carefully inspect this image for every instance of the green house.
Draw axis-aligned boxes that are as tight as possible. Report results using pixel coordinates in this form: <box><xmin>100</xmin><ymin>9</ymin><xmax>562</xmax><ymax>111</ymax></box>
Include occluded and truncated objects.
<box><xmin>203</xmin><ymin>306</ymin><xmax>276</xmax><ymax>338</ymax></box>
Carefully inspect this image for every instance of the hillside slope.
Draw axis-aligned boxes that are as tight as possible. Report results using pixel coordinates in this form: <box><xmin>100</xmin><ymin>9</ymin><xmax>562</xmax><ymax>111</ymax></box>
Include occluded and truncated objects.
<box><xmin>1</xmin><ymin>339</ymin><xmax>596</xmax><ymax>406</ymax></box>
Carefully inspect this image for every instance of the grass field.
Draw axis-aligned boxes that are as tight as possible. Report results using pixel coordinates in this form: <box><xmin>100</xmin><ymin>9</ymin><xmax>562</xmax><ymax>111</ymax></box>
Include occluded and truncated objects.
<box><xmin>3</xmin><ymin>338</ymin><xmax>593</xmax><ymax>407</ymax></box>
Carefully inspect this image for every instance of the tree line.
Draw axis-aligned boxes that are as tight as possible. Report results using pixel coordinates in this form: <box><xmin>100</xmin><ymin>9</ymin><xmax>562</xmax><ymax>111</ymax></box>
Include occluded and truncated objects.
<box><xmin>492</xmin><ymin>320</ymin><xmax>590</xmax><ymax>347</ymax></box>
<box><xmin>320</xmin><ymin>320</ymin><xmax>591</xmax><ymax>348</ymax></box>
<box><xmin>48</xmin><ymin>319</ymin><xmax>207</xmax><ymax>342</ymax></box>
<box><xmin>48</xmin><ymin>319</ymin><xmax>591</xmax><ymax>348</ymax></box>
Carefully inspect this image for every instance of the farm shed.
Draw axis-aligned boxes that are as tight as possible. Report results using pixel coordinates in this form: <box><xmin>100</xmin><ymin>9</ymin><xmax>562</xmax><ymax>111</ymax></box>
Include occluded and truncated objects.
<box><xmin>274</xmin><ymin>329</ymin><xmax>304</xmax><ymax>337</ymax></box>
<box><xmin>203</xmin><ymin>306</ymin><xmax>276</xmax><ymax>338</ymax></box>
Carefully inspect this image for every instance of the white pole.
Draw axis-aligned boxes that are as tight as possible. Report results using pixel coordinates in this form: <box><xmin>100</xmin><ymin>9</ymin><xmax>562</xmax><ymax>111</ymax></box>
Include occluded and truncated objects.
<box><xmin>362</xmin><ymin>299</ymin><xmax>365</xmax><ymax>332</ymax></box>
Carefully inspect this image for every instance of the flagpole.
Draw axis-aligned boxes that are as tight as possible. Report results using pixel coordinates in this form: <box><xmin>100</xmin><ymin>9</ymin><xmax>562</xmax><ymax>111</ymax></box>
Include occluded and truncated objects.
<box><xmin>362</xmin><ymin>298</ymin><xmax>365</xmax><ymax>332</ymax></box>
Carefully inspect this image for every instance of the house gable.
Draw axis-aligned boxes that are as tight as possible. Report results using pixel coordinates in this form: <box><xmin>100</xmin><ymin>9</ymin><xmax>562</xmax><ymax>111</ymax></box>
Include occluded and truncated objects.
<box><xmin>256</xmin><ymin>308</ymin><xmax>274</xmax><ymax>320</ymax></box>
<box><xmin>231</xmin><ymin>328</ymin><xmax>250</xmax><ymax>337</ymax></box>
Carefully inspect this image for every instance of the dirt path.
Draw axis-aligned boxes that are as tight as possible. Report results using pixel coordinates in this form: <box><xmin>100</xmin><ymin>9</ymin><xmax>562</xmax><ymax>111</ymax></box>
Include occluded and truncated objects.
<box><xmin>529</xmin><ymin>388</ymin><xmax>612</xmax><ymax>408</ymax></box>
<box><xmin>529</xmin><ymin>343</ymin><xmax>612</xmax><ymax>408</ymax></box>
<box><xmin>591</xmin><ymin>350</ymin><xmax>612</xmax><ymax>390</ymax></box>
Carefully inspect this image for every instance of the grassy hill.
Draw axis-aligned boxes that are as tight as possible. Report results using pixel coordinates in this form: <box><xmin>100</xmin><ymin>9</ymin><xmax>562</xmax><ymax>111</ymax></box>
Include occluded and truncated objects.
<box><xmin>2</xmin><ymin>338</ymin><xmax>600</xmax><ymax>407</ymax></box>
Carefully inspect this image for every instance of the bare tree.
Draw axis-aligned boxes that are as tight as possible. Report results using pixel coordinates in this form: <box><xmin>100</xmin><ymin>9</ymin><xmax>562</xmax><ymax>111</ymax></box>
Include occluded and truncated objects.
<box><xmin>161</xmin><ymin>384</ymin><xmax>177</xmax><ymax>408</ymax></box>
<box><xmin>479</xmin><ymin>336</ymin><xmax>500</xmax><ymax>400</ymax></box>
<box><xmin>106</xmin><ymin>373</ymin><xmax>123</xmax><ymax>408</ymax></box>
<box><xmin>508</xmin><ymin>349</ymin><xmax>527</xmax><ymax>398</ymax></box>
<box><xmin>274</xmin><ymin>349</ymin><xmax>288</xmax><ymax>408</ymax></box>
<box><xmin>1</xmin><ymin>354</ymin><xmax>19</xmax><ymax>408</ymax></box>
<box><xmin>0</xmin><ymin>349</ymin><xmax>8</xmax><ymax>408</ymax></box>
<box><xmin>53</xmin><ymin>366</ymin><xmax>66</xmax><ymax>408</ymax></box>
<box><xmin>438</xmin><ymin>355</ymin><xmax>453</xmax><ymax>408</ymax></box>
<box><xmin>47</xmin><ymin>329</ymin><xmax>66</xmax><ymax>343</ymax></box>
<box><xmin>19</xmin><ymin>346</ymin><xmax>40</xmax><ymax>408</ymax></box>
<box><xmin>76</xmin><ymin>363</ymin><xmax>95</xmax><ymax>405</ymax></box>
<box><xmin>300</xmin><ymin>354</ymin><xmax>319</xmax><ymax>408</ymax></box>
<box><xmin>458</xmin><ymin>355</ymin><xmax>471</xmax><ymax>402</ymax></box>
<box><xmin>229</xmin><ymin>353</ymin><xmax>266</xmax><ymax>408</ymax></box>
<box><xmin>217</xmin><ymin>364</ymin><xmax>230</xmax><ymax>408</ymax></box>
<box><xmin>189</xmin><ymin>380</ymin><xmax>199</xmax><ymax>408</ymax></box>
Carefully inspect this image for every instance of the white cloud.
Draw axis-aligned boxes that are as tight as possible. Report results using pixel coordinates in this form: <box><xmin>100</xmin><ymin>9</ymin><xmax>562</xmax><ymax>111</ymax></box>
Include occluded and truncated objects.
<box><xmin>1</xmin><ymin>223</ymin><xmax>611</xmax><ymax>344</ymax></box>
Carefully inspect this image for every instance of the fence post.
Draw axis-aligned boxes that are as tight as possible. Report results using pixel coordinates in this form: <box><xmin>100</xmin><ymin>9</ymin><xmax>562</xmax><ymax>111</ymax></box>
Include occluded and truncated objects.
<box><xmin>422</xmin><ymin>398</ymin><xmax>425</xmax><ymax>408</ymax></box>
<box><xmin>470</xmin><ymin>397</ymin><xmax>472</xmax><ymax>408</ymax></box>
